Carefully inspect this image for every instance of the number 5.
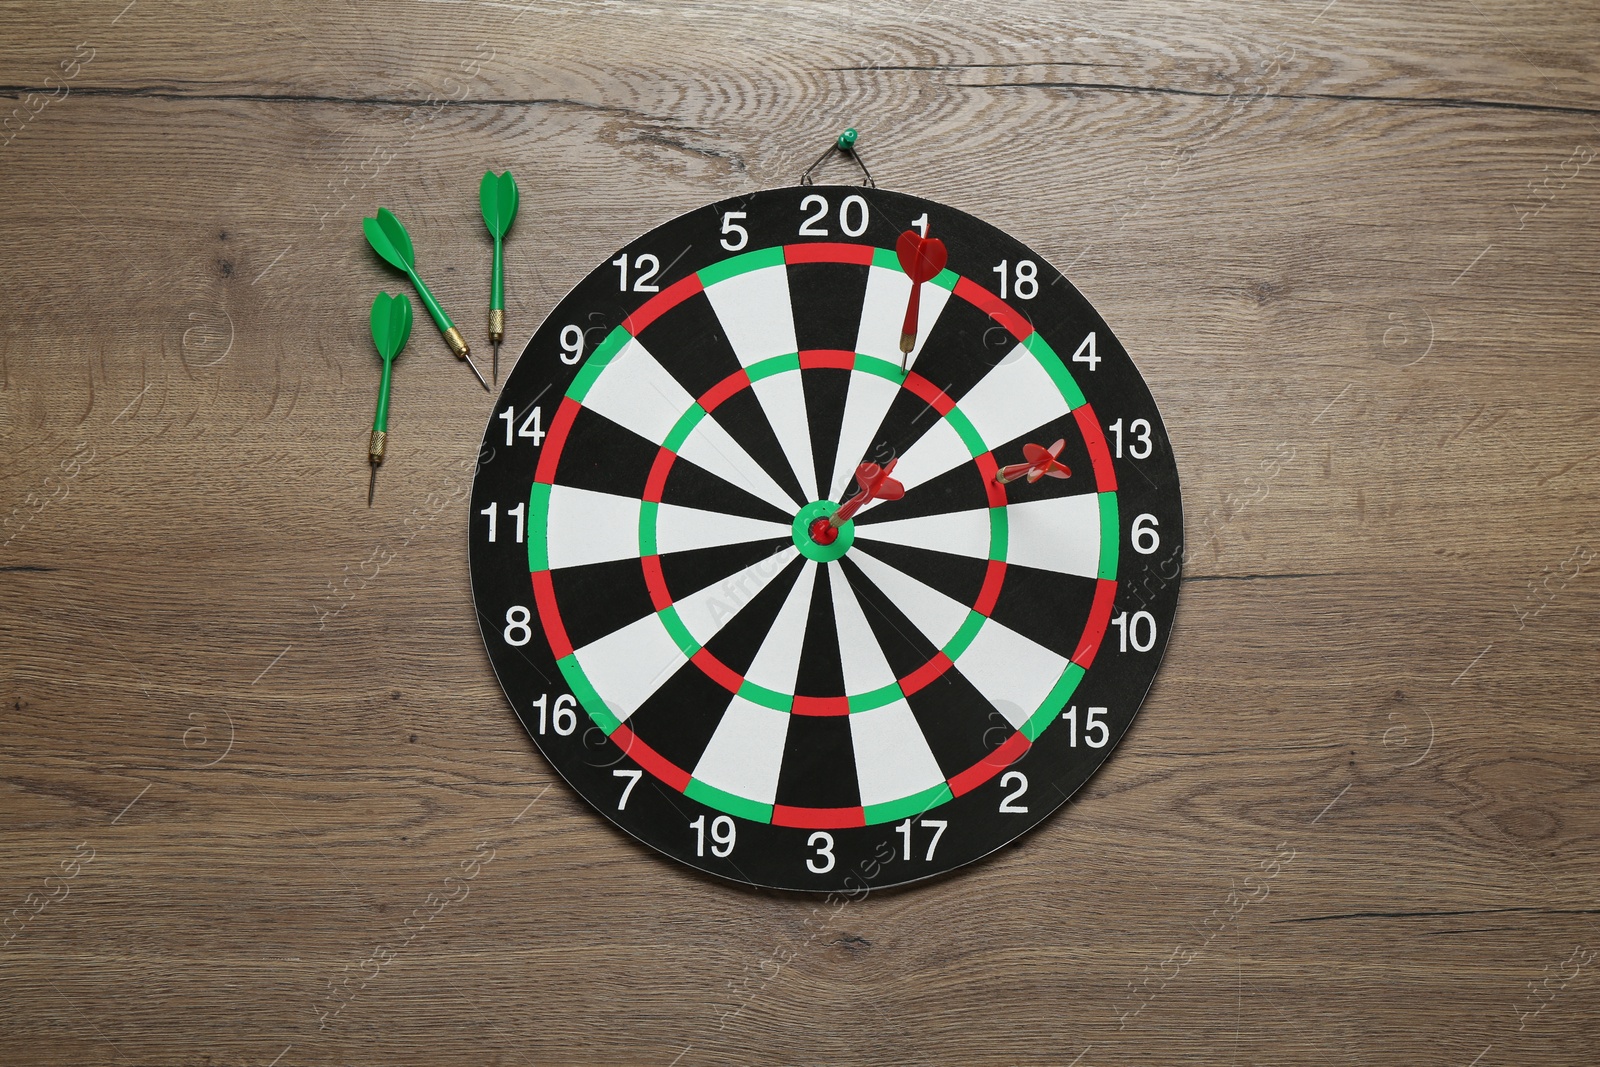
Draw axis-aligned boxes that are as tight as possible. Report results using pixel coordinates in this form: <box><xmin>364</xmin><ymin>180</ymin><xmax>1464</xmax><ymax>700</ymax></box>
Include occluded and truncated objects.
<box><xmin>720</xmin><ymin>211</ymin><xmax>748</xmax><ymax>251</ymax></box>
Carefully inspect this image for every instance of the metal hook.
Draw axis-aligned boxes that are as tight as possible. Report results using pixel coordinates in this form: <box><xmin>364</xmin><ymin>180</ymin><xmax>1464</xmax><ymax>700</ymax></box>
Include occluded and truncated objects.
<box><xmin>799</xmin><ymin>128</ymin><xmax>876</xmax><ymax>188</ymax></box>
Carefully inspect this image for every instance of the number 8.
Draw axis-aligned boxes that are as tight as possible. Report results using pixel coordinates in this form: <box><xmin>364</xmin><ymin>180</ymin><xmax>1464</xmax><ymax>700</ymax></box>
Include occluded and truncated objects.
<box><xmin>503</xmin><ymin>606</ymin><xmax>532</xmax><ymax>646</ymax></box>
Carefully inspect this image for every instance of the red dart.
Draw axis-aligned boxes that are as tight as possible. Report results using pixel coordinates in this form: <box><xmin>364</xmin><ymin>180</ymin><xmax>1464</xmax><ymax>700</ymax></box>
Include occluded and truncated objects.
<box><xmin>994</xmin><ymin>439</ymin><xmax>1072</xmax><ymax>485</ymax></box>
<box><xmin>811</xmin><ymin>460</ymin><xmax>905</xmax><ymax>545</ymax></box>
<box><xmin>896</xmin><ymin>227</ymin><xmax>948</xmax><ymax>372</ymax></box>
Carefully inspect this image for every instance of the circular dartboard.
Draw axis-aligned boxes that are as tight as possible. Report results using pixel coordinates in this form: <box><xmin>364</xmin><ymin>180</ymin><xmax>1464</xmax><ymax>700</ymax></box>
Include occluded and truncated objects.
<box><xmin>470</xmin><ymin>185</ymin><xmax>1181</xmax><ymax>892</ymax></box>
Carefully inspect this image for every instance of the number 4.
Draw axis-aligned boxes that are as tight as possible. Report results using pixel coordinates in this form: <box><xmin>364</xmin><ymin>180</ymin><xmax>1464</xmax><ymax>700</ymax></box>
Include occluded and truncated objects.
<box><xmin>1072</xmin><ymin>332</ymin><xmax>1099</xmax><ymax>371</ymax></box>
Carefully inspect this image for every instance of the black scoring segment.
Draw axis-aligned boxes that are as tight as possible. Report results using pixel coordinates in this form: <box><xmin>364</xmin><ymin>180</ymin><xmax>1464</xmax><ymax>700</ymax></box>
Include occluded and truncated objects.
<box><xmin>774</xmin><ymin>714</ymin><xmax>861</xmax><ymax>810</ymax></box>
<box><xmin>850</xmin><ymin>540</ymin><xmax>988</xmax><ymax>611</ymax></box>
<box><xmin>987</xmin><ymin>563</ymin><xmax>1100</xmax><ymax>662</ymax></box>
<box><xmin>556</xmin><ymin>408</ymin><xmax>659</xmax><ymax>499</ymax></box>
<box><xmin>801</xmin><ymin>368</ymin><xmax>851</xmax><ymax>501</ymax></box>
<box><xmin>788</xmin><ymin>261</ymin><xmax>870</xmax><ymax>352</ymax></box>
<box><xmin>904</xmin><ymin>665</ymin><xmax>1010</xmax><ymax>780</ymax></box>
<box><xmin>906</xmin><ymin>292</ymin><xmax>1019</xmax><ymax>405</ymax></box>
<box><xmin>634</xmin><ymin>290</ymin><xmax>744</xmax><ymax>399</ymax></box>
<box><xmin>795</xmin><ymin>563</ymin><xmax>846</xmax><ymax>699</ymax></box>
<box><xmin>698</xmin><ymin>556</ymin><xmax>807</xmax><ymax>677</ymax></box>
<box><xmin>547</xmin><ymin>557</ymin><xmax>655</xmax><ymax>652</ymax></box>
<box><xmin>625</xmin><ymin>662</ymin><xmax>735</xmax><ymax>775</ymax></box>
<box><xmin>659</xmin><ymin>453</ymin><xmax>794</xmax><ymax>524</ymax></box>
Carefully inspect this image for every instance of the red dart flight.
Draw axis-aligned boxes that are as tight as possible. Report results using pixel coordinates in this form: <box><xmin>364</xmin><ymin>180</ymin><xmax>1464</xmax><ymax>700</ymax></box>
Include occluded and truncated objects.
<box><xmin>994</xmin><ymin>439</ymin><xmax>1072</xmax><ymax>485</ymax></box>
<box><xmin>811</xmin><ymin>460</ymin><xmax>905</xmax><ymax>545</ymax></box>
<box><xmin>896</xmin><ymin>227</ymin><xmax>948</xmax><ymax>372</ymax></box>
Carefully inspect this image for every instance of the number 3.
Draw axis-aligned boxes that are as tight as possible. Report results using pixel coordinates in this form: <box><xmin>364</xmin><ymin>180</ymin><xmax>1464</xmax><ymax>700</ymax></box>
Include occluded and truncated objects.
<box><xmin>807</xmin><ymin>831</ymin><xmax>835</xmax><ymax>873</ymax></box>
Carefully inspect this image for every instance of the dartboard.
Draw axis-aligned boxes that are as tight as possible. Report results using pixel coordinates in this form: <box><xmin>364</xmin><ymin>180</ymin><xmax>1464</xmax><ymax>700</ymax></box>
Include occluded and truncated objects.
<box><xmin>470</xmin><ymin>186</ymin><xmax>1181</xmax><ymax>892</ymax></box>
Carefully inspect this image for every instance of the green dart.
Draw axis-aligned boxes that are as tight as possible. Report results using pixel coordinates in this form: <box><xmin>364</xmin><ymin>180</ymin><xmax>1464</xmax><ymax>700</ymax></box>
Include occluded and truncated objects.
<box><xmin>367</xmin><ymin>291</ymin><xmax>414</xmax><ymax>506</ymax></box>
<box><xmin>363</xmin><ymin>207</ymin><xmax>489</xmax><ymax>391</ymax></box>
<box><xmin>479</xmin><ymin>169</ymin><xmax>519</xmax><ymax>384</ymax></box>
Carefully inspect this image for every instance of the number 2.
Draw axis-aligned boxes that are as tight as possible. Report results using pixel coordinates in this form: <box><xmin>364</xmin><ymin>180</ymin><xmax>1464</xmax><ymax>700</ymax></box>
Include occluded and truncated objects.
<box><xmin>998</xmin><ymin>771</ymin><xmax>1029</xmax><ymax>813</ymax></box>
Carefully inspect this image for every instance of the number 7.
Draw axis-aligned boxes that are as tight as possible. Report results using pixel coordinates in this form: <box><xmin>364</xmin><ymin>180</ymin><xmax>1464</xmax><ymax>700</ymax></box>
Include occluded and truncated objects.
<box><xmin>613</xmin><ymin>769</ymin><xmax>642</xmax><ymax>810</ymax></box>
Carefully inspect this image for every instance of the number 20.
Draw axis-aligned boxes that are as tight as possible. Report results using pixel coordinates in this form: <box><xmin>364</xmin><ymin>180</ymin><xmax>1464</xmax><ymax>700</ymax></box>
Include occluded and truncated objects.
<box><xmin>798</xmin><ymin>194</ymin><xmax>869</xmax><ymax>237</ymax></box>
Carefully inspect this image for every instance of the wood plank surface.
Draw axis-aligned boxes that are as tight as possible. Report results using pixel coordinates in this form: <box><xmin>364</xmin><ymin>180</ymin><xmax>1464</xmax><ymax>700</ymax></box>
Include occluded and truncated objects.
<box><xmin>2</xmin><ymin>1</ymin><xmax>1597</xmax><ymax>1064</ymax></box>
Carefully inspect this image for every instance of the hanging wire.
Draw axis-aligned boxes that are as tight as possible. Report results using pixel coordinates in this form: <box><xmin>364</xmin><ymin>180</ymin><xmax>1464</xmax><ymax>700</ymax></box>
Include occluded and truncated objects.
<box><xmin>799</xmin><ymin>128</ymin><xmax>876</xmax><ymax>188</ymax></box>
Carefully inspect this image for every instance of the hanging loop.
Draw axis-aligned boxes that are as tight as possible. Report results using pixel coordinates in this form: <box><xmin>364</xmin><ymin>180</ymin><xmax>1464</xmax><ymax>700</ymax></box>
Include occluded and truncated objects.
<box><xmin>799</xmin><ymin>128</ymin><xmax>876</xmax><ymax>188</ymax></box>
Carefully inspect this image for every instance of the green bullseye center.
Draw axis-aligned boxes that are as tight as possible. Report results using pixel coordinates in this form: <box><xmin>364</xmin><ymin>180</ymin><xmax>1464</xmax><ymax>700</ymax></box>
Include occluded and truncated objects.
<box><xmin>793</xmin><ymin>500</ymin><xmax>854</xmax><ymax>562</ymax></box>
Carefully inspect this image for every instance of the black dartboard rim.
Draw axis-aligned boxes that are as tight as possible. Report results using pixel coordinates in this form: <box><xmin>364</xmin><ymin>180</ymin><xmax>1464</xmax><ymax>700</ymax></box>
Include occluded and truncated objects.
<box><xmin>469</xmin><ymin>185</ymin><xmax>1182</xmax><ymax>892</ymax></box>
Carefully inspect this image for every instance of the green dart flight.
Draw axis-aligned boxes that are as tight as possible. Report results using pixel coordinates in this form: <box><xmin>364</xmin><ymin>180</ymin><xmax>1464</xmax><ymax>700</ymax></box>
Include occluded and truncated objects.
<box><xmin>363</xmin><ymin>207</ymin><xmax>489</xmax><ymax>391</ymax></box>
<box><xmin>367</xmin><ymin>291</ymin><xmax>413</xmax><ymax>506</ymax></box>
<box><xmin>479</xmin><ymin>169</ymin><xmax>519</xmax><ymax>384</ymax></box>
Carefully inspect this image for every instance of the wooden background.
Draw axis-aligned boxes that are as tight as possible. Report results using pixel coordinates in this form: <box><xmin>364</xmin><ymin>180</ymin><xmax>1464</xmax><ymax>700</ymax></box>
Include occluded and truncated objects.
<box><xmin>3</xmin><ymin>1</ymin><xmax>1597</xmax><ymax>1063</ymax></box>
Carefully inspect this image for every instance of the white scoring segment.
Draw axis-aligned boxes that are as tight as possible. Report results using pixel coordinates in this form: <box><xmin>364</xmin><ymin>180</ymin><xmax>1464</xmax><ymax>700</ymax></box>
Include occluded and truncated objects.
<box><xmin>961</xmin><ymin>343</ymin><xmax>1075</xmax><ymax>447</ymax></box>
<box><xmin>581</xmin><ymin>335</ymin><xmax>694</xmax><ymax>446</ymax></box>
<box><xmin>700</xmin><ymin>264</ymin><xmax>798</xmax><ymax>362</ymax></box>
<box><xmin>691</xmin><ymin>697</ymin><xmax>791</xmax><ymax>805</ymax></box>
<box><xmin>654</xmin><ymin>502</ymin><xmax>790</xmax><ymax>557</ymax></box>
<box><xmin>870</xmin><ymin>418</ymin><xmax>970</xmax><ymax>512</ymax></box>
<box><xmin>1004</xmin><ymin>493</ymin><xmax>1103</xmax><ymax>579</ymax></box>
<box><xmin>545</xmin><ymin>486</ymin><xmax>642</xmax><ymax>569</ymax></box>
<box><xmin>742</xmin><ymin>559</ymin><xmax>817</xmax><ymax>695</ymax></box>
<box><xmin>702</xmin><ymin>266</ymin><xmax>819</xmax><ymax>500</ymax></box>
<box><xmin>826</xmin><ymin>369</ymin><xmax>903</xmax><ymax>503</ymax></box>
<box><xmin>848</xmin><ymin>549</ymin><xmax>969</xmax><ymax>650</ymax></box>
<box><xmin>676</xmin><ymin>413</ymin><xmax>803</xmax><ymax>516</ymax></box>
<box><xmin>956</xmin><ymin>617</ymin><xmax>1071</xmax><ymax>729</ymax></box>
<box><xmin>865</xmin><ymin>343</ymin><xmax>1078</xmax><ymax>505</ymax></box>
<box><xmin>853</xmin><ymin>507</ymin><xmax>991</xmax><ymax>560</ymax></box>
<box><xmin>829</xmin><ymin>565</ymin><xmax>947</xmax><ymax>805</ymax></box>
<box><xmin>749</xmin><ymin>373</ymin><xmax>819</xmax><ymax>502</ymax></box>
<box><xmin>855</xmin><ymin>263</ymin><xmax>954</xmax><ymax>369</ymax></box>
<box><xmin>582</xmin><ymin>335</ymin><xmax>799</xmax><ymax>515</ymax></box>
<box><xmin>571</xmin><ymin>611</ymin><xmax>686</xmax><ymax>724</ymax></box>
<box><xmin>671</xmin><ymin>548</ymin><xmax>799</xmax><ymax>647</ymax></box>
<box><xmin>571</xmin><ymin>549</ymin><xmax>797</xmax><ymax>725</ymax></box>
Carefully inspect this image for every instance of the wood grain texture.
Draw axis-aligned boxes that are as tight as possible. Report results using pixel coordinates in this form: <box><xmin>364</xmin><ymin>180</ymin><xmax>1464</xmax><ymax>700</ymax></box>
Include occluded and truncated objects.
<box><xmin>2</xmin><ymin>0</ymin><xmax>1598</xmax><ymax>1063</ymax></box>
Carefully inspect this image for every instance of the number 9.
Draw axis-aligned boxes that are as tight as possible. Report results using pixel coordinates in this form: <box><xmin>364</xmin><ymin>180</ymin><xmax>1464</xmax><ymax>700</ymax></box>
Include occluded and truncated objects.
<box><xmin>559</xmin><ymin>324</ymin><xmax>584</xmax><ymax>365</ymax></box>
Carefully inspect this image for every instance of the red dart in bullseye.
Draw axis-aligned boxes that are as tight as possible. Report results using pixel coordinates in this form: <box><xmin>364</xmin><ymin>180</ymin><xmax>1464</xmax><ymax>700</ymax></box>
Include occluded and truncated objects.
<box><xmin>810</xmin><ymin>460</ymin><xmax>905</xmax><ymax>545</ymax></box>
<box><xmin>994</xmin><ymin>439</ymin><xmax>1072</xmax><ymax>485</ymax></box>
<box><xmin>896</xmin><ymin>227</ymin><xmax>948</xmax><ymax>373</ymax></box>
